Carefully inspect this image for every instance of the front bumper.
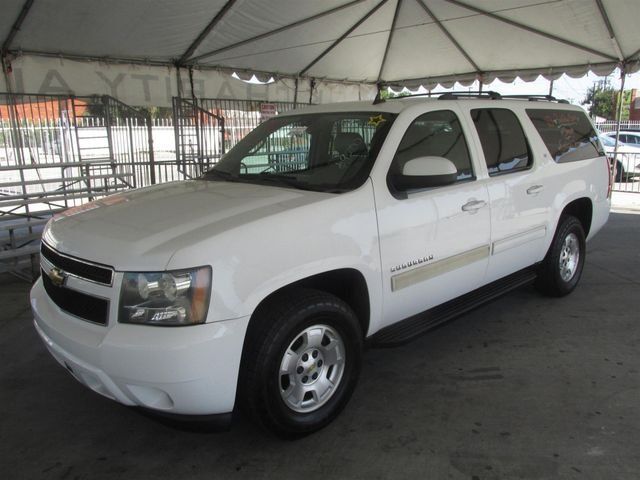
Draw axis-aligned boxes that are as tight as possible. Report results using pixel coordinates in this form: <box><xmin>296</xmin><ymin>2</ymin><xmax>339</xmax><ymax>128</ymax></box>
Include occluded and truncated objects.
<box><xmin>31</xmin><ymin>278</ymin><xmax>249</xmax><ymax>416</ymax></box>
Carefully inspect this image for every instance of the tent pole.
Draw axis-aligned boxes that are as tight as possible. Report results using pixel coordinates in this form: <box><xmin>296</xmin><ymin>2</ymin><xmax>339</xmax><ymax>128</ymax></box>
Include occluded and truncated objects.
<box><xmin>293</xmin><ymin>78</ymin><xmax>299</xmax><ymax>107</ymax></box>
<box><xmin>299</xmin><ymin>0</ymin><xmax>389</xmax><ymax>76</ymax></box>
<box><xmin>188</xmin><ymin>0</ymin><xmax>367</xmax><ymax>64</ymax></box>
<box><xmin>1</xmin><ymin>0</ymin><xmax>35</xmax><ymax>57</ymax></box>
<box><xmin>612</xmin><ymin>66</ymin><xmax>627</xmax><ymax>175</ymax></box>
<box><xmin>377</xmin><ymin>0</ymin><xmax>402</xmax><ymax>83</ymax></box>
<box><xmin>548</xmin><ymin>79</ymin><xmax>554</xmax><ymax>96</ymax></box>
<box><xmin>309</xmin><ymin>79</ymin><xmax>316</xmax><ymax>105</ymax></box>
<box><xmin>445</xmin><ymin>0</ymin><xmax>617</xmax><ymax>62</ymax></box>
<box><xmin>188</xmin><ymin>66</ymin><xmax>197</xmax><ymax>102</ymax></box>
<box><xmin>176</xmin><ymin>66</ymin><xmax>183</xmax><ymax>98</ymax></box>
<box><xmin>178</xmin><ymin>0</ymin><xmax>239</xmax><ymax>65</ymax></box>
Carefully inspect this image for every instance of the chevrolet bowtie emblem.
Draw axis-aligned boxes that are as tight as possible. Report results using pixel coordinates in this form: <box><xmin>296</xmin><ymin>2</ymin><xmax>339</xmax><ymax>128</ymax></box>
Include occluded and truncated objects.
<box><xmin>48</xmin><ymin>267</ymin><xmax>67</xmax><ymax>287</ymax></box>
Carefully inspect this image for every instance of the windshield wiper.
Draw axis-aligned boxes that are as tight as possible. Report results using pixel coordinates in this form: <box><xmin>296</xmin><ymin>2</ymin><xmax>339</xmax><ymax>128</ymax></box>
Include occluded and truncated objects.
<box><xmin>244</xmin><ymin>172</ymin><xmax>321</xmax><ymax>191</ymax></box>
<box><xmin>203</xmin><ymin>169</ymin><xmax>239</xmax><ymax>181</ymax></box>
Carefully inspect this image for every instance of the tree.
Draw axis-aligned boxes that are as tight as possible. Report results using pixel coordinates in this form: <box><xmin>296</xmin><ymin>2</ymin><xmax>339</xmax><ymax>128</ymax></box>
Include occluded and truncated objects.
<box><xmin>582</xmin><ymin>79</ymin><xmax>617</xmax><ymax>119</ymax></box>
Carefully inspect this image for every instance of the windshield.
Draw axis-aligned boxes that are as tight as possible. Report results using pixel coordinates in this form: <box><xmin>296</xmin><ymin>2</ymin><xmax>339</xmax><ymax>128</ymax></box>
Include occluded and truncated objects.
<box><xmin>599</xmin><ymin>135</ymin><xmax>617</xmax><ymax>147</ymax></box>
<box><xmin>202</xmin><ymin>111</ymin><xmax>397</xmax><ymax>192</ymax></box>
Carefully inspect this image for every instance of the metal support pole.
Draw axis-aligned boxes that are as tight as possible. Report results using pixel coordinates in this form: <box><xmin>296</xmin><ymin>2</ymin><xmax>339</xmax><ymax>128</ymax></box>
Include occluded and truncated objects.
<box><xmin>309</xmin><ymin>79</ymin><xmax>316</xmax><ymax>105</ymax></box>
<box><xmin>548</xmin><ymin>79</ymin><xmax>554</xmax><ymax>97</ymax></box>
<box><xmin>176</xmin><ymin>66</ymin><xmax>184</xmax><ymax>98</ymax></box>
<box><xmin>188</xmin><ymin>66</ymin><xmax>197</xmax><ymax>102</ymax></box>
<box><xmin>2</xmin><ymin>55</ymin><xmax>32</xmax><ymax>229</ymax></box>
<box><xmin>612</xmin><ymin>66</ymin><xmax>627</xmax><ymax>182</ymax></box>
<box><xmin>147</xmin><ymin>112</ymin><xmax>156</xmax><ymax>184</ymax></box>
<box><xmin>293</xmin><ymin>78</ymin><xmax>299</xmax><ymax>108</ymax></box>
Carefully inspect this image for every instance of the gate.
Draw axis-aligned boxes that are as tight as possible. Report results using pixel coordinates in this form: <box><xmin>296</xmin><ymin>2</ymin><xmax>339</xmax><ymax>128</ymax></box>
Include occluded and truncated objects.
<box><xmin>172</xmin><ymin>97</ymin><xmax>225</xmax><ymax>178</ymax></box>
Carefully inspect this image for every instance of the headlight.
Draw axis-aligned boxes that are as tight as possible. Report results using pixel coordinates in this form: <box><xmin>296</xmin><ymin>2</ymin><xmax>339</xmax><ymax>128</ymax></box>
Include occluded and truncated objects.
<box><xmin>119</xmin><ymin>266</ymin><xmax>211</xmax><ymax>326</ymax></box>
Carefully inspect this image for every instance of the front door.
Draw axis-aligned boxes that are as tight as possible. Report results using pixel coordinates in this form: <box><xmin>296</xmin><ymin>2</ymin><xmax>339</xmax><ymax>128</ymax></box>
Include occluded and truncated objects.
<box><xmin>375</xmin><ymin>108</ymin><xmax>491</xmax><ymax>327</ymax></box>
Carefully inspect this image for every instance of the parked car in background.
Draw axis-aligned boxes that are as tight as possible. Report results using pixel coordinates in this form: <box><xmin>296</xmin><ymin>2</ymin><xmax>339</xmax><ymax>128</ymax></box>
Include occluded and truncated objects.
<box><xmin>599</xmin><ymin>134</ymin><xmax>640</xmax><ymax>181</ymax></box>
<box><xmin>603</xmin><ymin>130</ymin><xmax>640</xmax><ymax>145</ymax></box>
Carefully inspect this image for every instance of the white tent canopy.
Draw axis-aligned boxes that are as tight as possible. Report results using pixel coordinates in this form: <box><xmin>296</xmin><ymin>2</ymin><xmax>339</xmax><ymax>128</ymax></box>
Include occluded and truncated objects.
<box><xmin>2</xmin><ymin>0</ymin><xmax>640</xmax><ymax>105</ymax></box>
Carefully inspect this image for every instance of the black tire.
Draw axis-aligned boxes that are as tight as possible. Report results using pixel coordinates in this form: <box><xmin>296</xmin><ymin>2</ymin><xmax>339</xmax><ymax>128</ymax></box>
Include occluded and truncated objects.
<box><xmin>535</xmin><ymin>215</ymin><xmax>586</xmax><ymax>297</ymax></box>
<box><xmin>239</xmin><ymin>288</ymin><xmax>363</xmax><ymax>438</ymax></box>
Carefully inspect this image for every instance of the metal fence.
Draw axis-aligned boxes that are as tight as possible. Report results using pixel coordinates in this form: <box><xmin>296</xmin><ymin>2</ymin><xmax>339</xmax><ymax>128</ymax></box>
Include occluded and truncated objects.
<box><xmin>595</xmin><ymin>120</ymin><xmax>640</xmax><ymax>193</ymax></box>
<box><xmin>596</xmin><ymin>120</ymin><xmax>640</xmax><ymax>133</ymax></box>
<box><xmin>0</xmin><ymin>93</ymin><xmax>155</xmax><ymax>220</ymax></box>
<box><xmin>0</xmin><ymin>93</ymin><xmax>299</xmax><ymax>278</ymax></box>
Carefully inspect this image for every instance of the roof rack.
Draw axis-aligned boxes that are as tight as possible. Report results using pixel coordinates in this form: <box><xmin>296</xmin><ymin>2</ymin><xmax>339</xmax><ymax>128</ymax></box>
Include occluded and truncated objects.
<box><xmin>499</xmin><ymin>94</ymin><xmax>569</xmax><ymax>104</ymax></box>
<box><xmin>372</xmin><ymin>90</ymin><xmax>569</xmax><ymax>105</ymax></box>
<box><xmin>372</xmin><ymin>91</ymin><xmax>430</xmax><ymax>104</ymax></box>
<box><xmin>437</xmin><ymin>92</ymin><xmax>569</xmax><ymax>103</ymax></box>
<box><xmin>438</xmin><ymin>91</ymin><xmax>502</xmax><ymax>100</ymax></box>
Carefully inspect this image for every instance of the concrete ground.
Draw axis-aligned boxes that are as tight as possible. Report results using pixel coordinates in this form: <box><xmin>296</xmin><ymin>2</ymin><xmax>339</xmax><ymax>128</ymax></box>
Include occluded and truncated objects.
<box><xmin>1</xmin><ymin>212</ymin><xmax>639</xmax><ymax>480</ymax></box>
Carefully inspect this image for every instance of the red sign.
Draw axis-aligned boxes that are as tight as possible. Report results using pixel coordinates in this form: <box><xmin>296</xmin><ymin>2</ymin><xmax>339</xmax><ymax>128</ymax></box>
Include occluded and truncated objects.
<box><xmin>260</xmin><ymin>103</ymin><xmax>277</xmax><ymax>119</ymax></box>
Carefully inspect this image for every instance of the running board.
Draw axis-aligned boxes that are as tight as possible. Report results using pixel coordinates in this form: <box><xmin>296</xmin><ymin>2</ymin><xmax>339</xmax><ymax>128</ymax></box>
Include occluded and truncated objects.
<box><xmin>369</xmin><ymin>268</ymin><xmax>538</xmax><ymax>347</ymax></box>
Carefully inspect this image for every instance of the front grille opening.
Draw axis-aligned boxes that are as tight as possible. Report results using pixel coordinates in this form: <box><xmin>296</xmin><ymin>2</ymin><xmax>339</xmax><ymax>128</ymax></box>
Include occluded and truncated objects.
<box><xmin>41</xmin><ymin>243</ymin><xmax>113</xmax><ymax>285</ymax></box>
<box><xmin>42</xmin><ymin>269</ymin><xmax>109</xmax><ymax>325</ymax></box>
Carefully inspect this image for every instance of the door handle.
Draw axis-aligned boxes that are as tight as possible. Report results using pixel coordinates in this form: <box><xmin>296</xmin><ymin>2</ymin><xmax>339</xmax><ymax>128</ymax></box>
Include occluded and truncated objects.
<box><xmin>461</xmin><ymin>200</ymin><xmax>487</xmax><ymax>212</ymax></box>
<box><xmin>527</xmin><ymin>185</ymin><xmax>544</xmax><ymax>195</ymax></box>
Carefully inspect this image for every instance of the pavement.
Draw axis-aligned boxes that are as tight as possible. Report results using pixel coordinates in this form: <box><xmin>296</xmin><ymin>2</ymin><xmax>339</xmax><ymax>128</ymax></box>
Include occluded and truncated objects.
<box><xmin>611</xmin><ymin>190</ymin><xmax>640</xmax><ymax>213</ymax></box>
<box><xmin>1</xmin><ymin>212</ymin><xmax>639</xmax><ymax>479</ymax></box>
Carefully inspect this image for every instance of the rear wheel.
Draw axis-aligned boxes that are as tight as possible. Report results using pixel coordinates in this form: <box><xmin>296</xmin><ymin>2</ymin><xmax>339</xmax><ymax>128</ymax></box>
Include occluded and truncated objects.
<box><xmin>239</xmin><ymin>289</ymin><xmax>363</xmax><ymax>438</ymax></box>
<box><xmin>535</xmin><ymin>215</ymin><xmax>586</xmax><ymax>297</ymax></box>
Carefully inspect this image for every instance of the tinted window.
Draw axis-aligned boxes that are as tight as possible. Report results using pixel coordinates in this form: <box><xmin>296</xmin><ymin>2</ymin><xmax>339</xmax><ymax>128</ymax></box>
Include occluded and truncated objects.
<box><xmin>471</xmin><ymin>108</ymin><xmax>531</xmax><ymax>175</ymax></box>
<box><xmin>526</xmin><ymin>109</ymin><xmax>603</xmax><ymax>163</ymax></box>
<box><xmin>389</xmin><ymin>110</ymin><xmax>474</xmax><ymax>185</ymax></box>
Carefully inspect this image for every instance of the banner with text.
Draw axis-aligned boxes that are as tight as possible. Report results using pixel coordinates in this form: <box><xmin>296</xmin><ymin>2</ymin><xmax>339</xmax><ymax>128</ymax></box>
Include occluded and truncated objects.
<box><xmin>1</xmin><ymin>55</ymin><xmax>376</xmax><ymax>107</ymax></box>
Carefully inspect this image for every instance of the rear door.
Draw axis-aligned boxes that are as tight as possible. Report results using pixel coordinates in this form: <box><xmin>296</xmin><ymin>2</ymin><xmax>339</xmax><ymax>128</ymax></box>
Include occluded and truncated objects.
<box><xmin>463</xmin><ymin>107</ymin><xmax>552</xmax><ymax>283</ymax></box>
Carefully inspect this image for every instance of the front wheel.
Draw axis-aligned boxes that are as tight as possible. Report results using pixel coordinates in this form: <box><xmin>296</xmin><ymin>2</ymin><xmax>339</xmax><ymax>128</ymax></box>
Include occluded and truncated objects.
<box><xmin>535</xmin><ymin>215</ymin><xmax>586</xmax><ymax>297</ymax></box>
<box><xmin>239</xmin><ymin>289</ymin><xmax>363</xmax><ymax>437</ymax></box>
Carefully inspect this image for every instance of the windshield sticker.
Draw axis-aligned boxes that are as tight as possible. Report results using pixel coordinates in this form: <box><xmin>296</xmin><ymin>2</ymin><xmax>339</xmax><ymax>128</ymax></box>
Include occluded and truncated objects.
<box><xmin>368</xmin><ymin>114</ymin><xmax>386</xmax><ymax>127</ymax></box>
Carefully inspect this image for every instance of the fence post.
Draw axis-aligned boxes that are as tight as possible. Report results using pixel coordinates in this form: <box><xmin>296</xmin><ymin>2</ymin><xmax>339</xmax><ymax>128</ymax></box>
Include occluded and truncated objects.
<box><xmin>103</xmin><ymin>95</ymin><xmax>115</xmax><ymax>173</ymax></box>
<box><xmin>73</xmin><ymin>96</ymin><xmax>94</xmax><ymax>201</ymax></box>
<box><xmin>147</xmin><ymin>111</ymin><xmax>156</xmax><ymax>185</ymax></box>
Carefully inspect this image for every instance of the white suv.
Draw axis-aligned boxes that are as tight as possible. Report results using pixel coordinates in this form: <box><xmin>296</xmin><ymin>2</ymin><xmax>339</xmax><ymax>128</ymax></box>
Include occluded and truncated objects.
<box><xmin>31</xmin><ymin>94</ymin><xmax>611</xmax><ymax>437</ymax></box>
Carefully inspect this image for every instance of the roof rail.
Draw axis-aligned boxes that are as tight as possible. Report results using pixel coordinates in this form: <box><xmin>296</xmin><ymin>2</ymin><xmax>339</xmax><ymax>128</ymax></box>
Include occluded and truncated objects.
<box><xmin>372</xmin><ymin>92</ymin><xmax>435</xmax><ymax>104</ymax></box>
<box><xmin>372</xmin><ymin>90</ymin><xmax>570</xmax><ymax>105</ymax></box>
<box><xmin>438</xmin><ymin>91</ymin><xmax>502</xmax><ymax>100</ymax></box>
<box><xmin>438</xmin><ymin>92</ymin><xmax>569</xmax><ymax>103</ymax></box>
<box><xmin>499</xmin><ymin>94</ymin><xmax>569</xmax><ymax>104</ymax></box>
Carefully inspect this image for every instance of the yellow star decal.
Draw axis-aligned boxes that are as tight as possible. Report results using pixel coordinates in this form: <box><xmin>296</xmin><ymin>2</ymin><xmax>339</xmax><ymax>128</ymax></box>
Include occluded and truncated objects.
<box><xmin>368</xmin><ymin>114</ymin><xmax>386</xmax><ymax>127</ymax></box>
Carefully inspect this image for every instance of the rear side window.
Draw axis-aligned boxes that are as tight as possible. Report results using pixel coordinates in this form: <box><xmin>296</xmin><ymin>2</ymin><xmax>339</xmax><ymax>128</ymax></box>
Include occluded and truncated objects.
<box><xmin>526</xmin><ymin>109</ymin><xmax>603</xmax><ymax>163</ymax></box>
<box><xmin>471</xmin><ymin>109</ymin><xmax>532</xmax><ymax>175</ymax></box>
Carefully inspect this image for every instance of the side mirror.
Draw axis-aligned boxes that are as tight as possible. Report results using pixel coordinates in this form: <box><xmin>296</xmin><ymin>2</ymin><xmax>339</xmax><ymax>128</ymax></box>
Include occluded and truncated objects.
<box><xmin>392</xmin><ymin>156</ymin><xmax>458</xmax><ymax>191</ymax></box>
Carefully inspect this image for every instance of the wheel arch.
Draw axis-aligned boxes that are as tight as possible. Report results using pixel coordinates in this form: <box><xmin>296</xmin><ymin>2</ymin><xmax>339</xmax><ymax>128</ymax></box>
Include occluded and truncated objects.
<box><xmin>560</xmin><ymin>197</ymin><xmax>593</xmax><ymax>237</ymax></box>
<box><xmin>248</xmin><ymin>268</ymin><xmax>371</xmax><ymax>338</ymax></box>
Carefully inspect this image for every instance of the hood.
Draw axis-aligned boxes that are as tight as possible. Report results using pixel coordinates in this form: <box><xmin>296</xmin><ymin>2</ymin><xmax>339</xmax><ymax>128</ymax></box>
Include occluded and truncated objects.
<box><xmin>44</xmin><ymin>180</ymin><xmax>332</xmax><ymax>270</ymax></box>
